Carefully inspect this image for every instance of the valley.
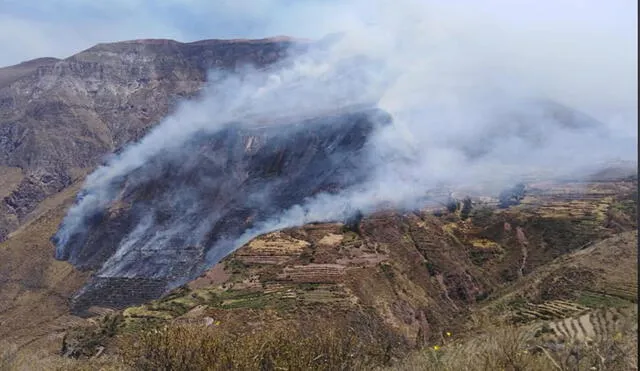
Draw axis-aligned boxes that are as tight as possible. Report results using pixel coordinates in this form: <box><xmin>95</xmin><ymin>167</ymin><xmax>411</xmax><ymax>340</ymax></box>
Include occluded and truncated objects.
<box><xmin>1</xmin><ymin>174</ymin><xmax>636</xmax><ymax>370</ymax></box>
<box><xmin>0</xmin><ymin>34</ymin><xmax>636</xmax><ymax>371</ymax></box>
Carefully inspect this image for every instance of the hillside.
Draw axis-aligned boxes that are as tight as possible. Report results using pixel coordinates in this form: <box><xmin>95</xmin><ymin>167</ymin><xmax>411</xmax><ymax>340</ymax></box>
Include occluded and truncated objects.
<box><xmin>108</xmin><ymin>179</ymin><xmax>638</xmax><ymax>344</ymax></box>
<box><xmin>0</xmin><ymin>35</ymin><xmax>307</xmax><ymax>361</ymax></box>
<box><xmin>0</xmin><ymin>36</ymin><xmax>636</xmax><ymax>370</ymax></box>
<box><xmin>55</xmin><ymin>106</ymin><xmax>391</xmax><ymax>315</ymax></box>
<box><xmin>0</xmin><ymin>37</ymin><xmax>305</xmax><ymax>242</ymax></box>
<box><xmin>2</xmin><ymin>176</ymin><xmax>634</xmax><ymax>370</ymax></box>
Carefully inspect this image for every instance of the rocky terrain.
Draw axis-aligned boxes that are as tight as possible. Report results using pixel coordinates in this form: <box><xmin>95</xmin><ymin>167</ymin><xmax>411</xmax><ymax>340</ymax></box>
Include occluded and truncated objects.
<box><xmin>0</xmin><ymin>37</ymin><xmax>306</xmax><ymax>241</ymax></box>
<box><xmin>0</xmin><ymin>37</ymin><xmax>637</xmax><ymax>370</ymax></box>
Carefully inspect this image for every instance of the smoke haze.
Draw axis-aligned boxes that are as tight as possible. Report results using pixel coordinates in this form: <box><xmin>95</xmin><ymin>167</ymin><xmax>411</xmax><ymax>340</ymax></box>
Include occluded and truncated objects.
<box><xmin>54</xmin><ymin>0</ymin><xmax>636</xmax><ymax>286</ymax></box>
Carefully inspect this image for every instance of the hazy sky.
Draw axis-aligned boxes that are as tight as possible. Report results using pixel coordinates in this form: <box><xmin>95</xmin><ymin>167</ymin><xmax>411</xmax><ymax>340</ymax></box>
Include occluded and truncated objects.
<box><xmin>0</xmin><ymin>0</ymin><xmax>349</xmax><ymax>66</ymax></box>
<box><xmin>1</xmin><ymin>1</ymin><xmax>635</xmax><ymax>65</ymax></box>
<box><xmin>0</xmin><ymin>0</ymin><xmax>636</xmax><ymax>131</ymax></box>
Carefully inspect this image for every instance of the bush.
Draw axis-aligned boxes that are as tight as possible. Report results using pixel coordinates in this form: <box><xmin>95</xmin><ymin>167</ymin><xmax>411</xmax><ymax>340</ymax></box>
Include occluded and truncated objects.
<box><xmin>469</xmin><ymin>206</ymin><xmax>494</xmax><ymax>227</ymax></box>
<box><xmin>387</xmin><ymin>318</ymin><xmax>638</xmax><ymax>371</ymax></box>
<box><xmin>118</xmin><ymin>320</ymin><xmax>394</xmax><ymax>371</ymax></box>
<box><xmin>1</xmin><ymin>340</ymin><xmax>126</xmax><ymax>371</ymax></box>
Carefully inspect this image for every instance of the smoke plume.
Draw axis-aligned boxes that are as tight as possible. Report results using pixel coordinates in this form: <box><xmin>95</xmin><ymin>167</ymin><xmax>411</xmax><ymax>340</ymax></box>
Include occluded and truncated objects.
<box><xmin>54</xmin><ymin>0</ymin><xmax>636</xmax><ymax>289</ymax></box>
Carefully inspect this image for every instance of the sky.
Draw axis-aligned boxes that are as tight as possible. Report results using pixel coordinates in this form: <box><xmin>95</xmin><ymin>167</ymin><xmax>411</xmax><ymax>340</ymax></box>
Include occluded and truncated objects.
<box><xmin>1</xmin><ymin>1</ymin><xmax>635</xmax><ymax>63</ymax></box>
<box><xmin>0</xmin><ymin>0</ymin><xmax>636</xmax><ymax>129</ymax></box>
<box><xmin>0</xmin><ymin>0</ymin><xmax>356</xmax><ymax>66</ymax></box>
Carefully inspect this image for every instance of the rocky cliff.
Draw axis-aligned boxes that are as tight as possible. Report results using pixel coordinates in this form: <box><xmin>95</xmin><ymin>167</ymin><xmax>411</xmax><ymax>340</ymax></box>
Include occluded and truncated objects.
<box><xmin>0</xmin><ymin>37</ymin><xmax>305</xmax><ymax>241</ymax></box>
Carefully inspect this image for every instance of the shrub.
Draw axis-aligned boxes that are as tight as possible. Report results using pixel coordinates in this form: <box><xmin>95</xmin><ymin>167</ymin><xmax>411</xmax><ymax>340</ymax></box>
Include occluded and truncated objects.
<box><xmin>118</xmin><ymin>320</ymin><xmax>394</xmax><ymax>371</ymax></box>
<box><xmin>386</xmin><ymin>316</ymin><xmax>638</xmax><ymax>371</ymax></box>
<box><xmin>498</xmin><ymin>183</ymin><xmax>526</xmax><ymax>209</ymax></box>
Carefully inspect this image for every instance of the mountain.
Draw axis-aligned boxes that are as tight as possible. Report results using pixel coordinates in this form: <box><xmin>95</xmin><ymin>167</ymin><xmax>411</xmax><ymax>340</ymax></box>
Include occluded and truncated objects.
<box><xmin>59</xmin><ymin>107</ymin><xmax>391</xmax><ymax>313</ymax></box>
<box><xmin>50</xmin><ymin>179</ymin><xmax>639</xmax><ymax>369</ymax></box>
<box><xmin>0</xmin><ymin>37</ymin><xmax>306</xmax><ymax>242</ymax></box>
<box><xmin>0</xmin><ymin>35</ymin><xmax>308</xmax><ymax>354</ymax></box>
<box><xmin>0</xmin><ymin>37</ymin><xmax>637</xmax><ymax>370</ymax></box>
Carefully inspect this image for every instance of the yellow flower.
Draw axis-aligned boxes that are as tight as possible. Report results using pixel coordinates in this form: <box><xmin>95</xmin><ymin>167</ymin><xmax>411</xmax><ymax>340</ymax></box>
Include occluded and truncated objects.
<box><xmin>433</xmin><ymin>345</ymin><xmax>441</xmax><ymax>351</ymax></box>
<box><xmin>613</xmin><ymin>332</ymin><xmax>622</xmax><ymax>340</ymax></box>
<box><xmin>214</xmin><ymin>321</ymin><xmax>221</xmax><ymax>326</ymax></box>
<box><xmin>446</xmin><ymin>332</ymin><xmax>452</xmax><ymax>337</ymax></box>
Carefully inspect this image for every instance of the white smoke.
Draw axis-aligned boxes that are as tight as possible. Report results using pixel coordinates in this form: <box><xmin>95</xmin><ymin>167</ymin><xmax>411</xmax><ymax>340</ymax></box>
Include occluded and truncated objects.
<box><xmin>223</xmin><ymin>0</ymin><xmax>637</xmax><ymax>257</ymax></box>
<box><xmin>56</xmin><ymin>0</ymin><xmax>636</xmax><ymax>272</ymax></box>
<box><xmin>54</xmin><ymin>47</ymin><xmax>390</xmax><ymax>255</ymax></box>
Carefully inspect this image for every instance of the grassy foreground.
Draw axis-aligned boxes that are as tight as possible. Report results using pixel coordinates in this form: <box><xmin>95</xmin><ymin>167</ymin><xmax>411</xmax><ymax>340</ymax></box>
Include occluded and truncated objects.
<box><xmin>2</xmin><ymin>312</ymin><xmax>636</xmax><ymax>371</ymax></box>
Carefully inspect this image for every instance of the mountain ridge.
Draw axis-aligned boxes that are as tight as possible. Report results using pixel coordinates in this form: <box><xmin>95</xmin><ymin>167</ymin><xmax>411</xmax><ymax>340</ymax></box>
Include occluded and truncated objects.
<box><xmin>0</xmin><ymin>36</ymin><xmax>305</xmax><ymax>242</ymax></box>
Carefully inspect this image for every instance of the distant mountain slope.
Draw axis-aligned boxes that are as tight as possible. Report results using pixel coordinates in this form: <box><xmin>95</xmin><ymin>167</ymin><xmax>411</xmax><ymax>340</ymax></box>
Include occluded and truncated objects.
<box><xmin>0</xmin><ymin>57</ymin><xmax>60</xmax><ymax>88</ymax></box>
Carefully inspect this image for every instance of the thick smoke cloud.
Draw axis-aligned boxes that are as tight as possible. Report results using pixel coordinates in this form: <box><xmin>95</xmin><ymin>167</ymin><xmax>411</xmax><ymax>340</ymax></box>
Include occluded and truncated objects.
<box><xmin>55</xmin><ymin>0</ymin><xmax>636</xmax><ymax>281</ymax></box>
<box><xmin>235</xmin><ymin>0</ymin><xmax>637</xmax><ymax>224</ymax></box>
<box><xmin>54</xmin><ymin>50</ymin><xmax>390</xmax><ymax>257</ymax></box>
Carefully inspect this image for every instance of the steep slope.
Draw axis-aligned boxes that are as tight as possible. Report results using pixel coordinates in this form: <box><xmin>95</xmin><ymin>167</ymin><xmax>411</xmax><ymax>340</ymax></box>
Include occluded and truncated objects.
<box><xmin>0</xmin><ymin>57</ymin><xmax>59</xmax><ymax>88</ymax></box>
<box><xmin>0</xmin><ymin>183</ymin><xmax>89</xmax><ymax>352</ymax></box>
<box><xmin>0</xmin><ymin>176</ymin><xmax>635</xmax><ymax>367</ymax></box>
<box><xmin>60</xmin><ymin>179</ymin><xmax>636</xmax><ymax>340</ymax></box>
<box><xmin>54</xmin><ymin>100</ymin><xmax>621</xmax><ymax>314</ymax></box>
<box><xmin>0</xmin><ymin>37</ymin><xmax>305</xmax><ymax>241</ymax></box>
<box><xmin>0</xmin><ymin>37</ymin><xmax>636</xmax><ymax>369</ymax></box>
<box><xmin>394</xmin><ymin>229</ymin><xmax>638</xmax><ymax>370</ymax></box>
<box><xmin>57</xmin><ymin>107</ymin><xmax>391</xmax><ymax>314</ymax></box>
<box><xmin>481</xmin><ymin>229</ymin><xmax>638</xmax><ymax>323</ymax></box>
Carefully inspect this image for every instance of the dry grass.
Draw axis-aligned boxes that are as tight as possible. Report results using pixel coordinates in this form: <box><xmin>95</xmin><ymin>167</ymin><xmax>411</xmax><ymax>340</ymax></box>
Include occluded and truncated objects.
<box><xmin>388</xmin><ymin>321</ymin><xmax>638</xmax><ymax>371</ymax></box>
<box><xmin>3</xmin><ymin>319</ymin><xmax>636</xmax><ymax>371</ymax></box>
<box><xmin>0</xmin><ymin>166</ymin><xmax>23</xmax><ymax>199</ymax></box>
<box><xmin>1</xmin><ymin>340</ymin><xmax>126</xmax><ymax>371</ymax></box>
<box><xmin>116</xmin><ymin>320</ymin><xmax>394</xmax><ymax>371</ymax></box>
<box><xmin>0</xmin><ymin>181</ymin><xmax>90</xmax><ymax>353</ymax></box>
<box><xmin>3</xmin><ymin>309</ymin><xmax>401</xmax><ymax>370</ymax></box>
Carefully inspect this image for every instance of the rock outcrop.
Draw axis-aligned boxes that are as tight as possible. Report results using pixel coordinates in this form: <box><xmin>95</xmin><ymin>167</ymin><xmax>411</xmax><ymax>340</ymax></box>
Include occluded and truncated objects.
<box><xmin>0</xmin><ymin>37</ymin><xmax>305</xmax><ymax>241</ymax></box>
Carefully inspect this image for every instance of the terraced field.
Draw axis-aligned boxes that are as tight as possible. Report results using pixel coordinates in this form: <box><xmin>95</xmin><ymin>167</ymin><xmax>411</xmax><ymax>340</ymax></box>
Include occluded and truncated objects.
<box><xmin>414</xmin><ymin>305</ymin><xmax>637</xmax><ymax>370</ymax></box>
<box><xmin>2</xmin><ymin>177</ymin><xmax>636</xmax><ymax>369</ymax></box>
<box><xmin>536</xmin><ymin>306</ymin><xmax>637</xmax><ymax>346</ymax></box>
<box><xmin>512</xmin><ymin>300</ymin><xmax>590</xmax><ymax>322</ymax></box>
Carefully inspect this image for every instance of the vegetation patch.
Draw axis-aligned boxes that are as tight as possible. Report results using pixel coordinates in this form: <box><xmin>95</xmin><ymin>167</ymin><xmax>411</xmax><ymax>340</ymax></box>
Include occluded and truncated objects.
<box><xmin>117</xmin><ymin>318</ymin><xmax>398</xmax><ymax>371</ymax></box>
<box><xmin>379</xmin><ymin>262</ymin><xmax>396</xmax><ymax>280</ymax></box>
<box><xmin>576</xmin><ymin>291</ymin><xmax>634</xmax><ymax>309</ymax></box>
<box><xmin>469</xmin><ymin>238</ymin><xmax>500</xmax><ymax>249</ymax></box>
<box><xmin>469</xmin><ymin>206</ymin><xmax>495</xmax><ymax>227</ymax></box>
<box><xmin>225</xmin><ymin>258</ymin><xmax>248</xmax><ymax>275</ymax></box>
<box><xmin>392</xmin><ymin>320</ymin><xmax>638</xmax><ymax>371</ymax></box>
